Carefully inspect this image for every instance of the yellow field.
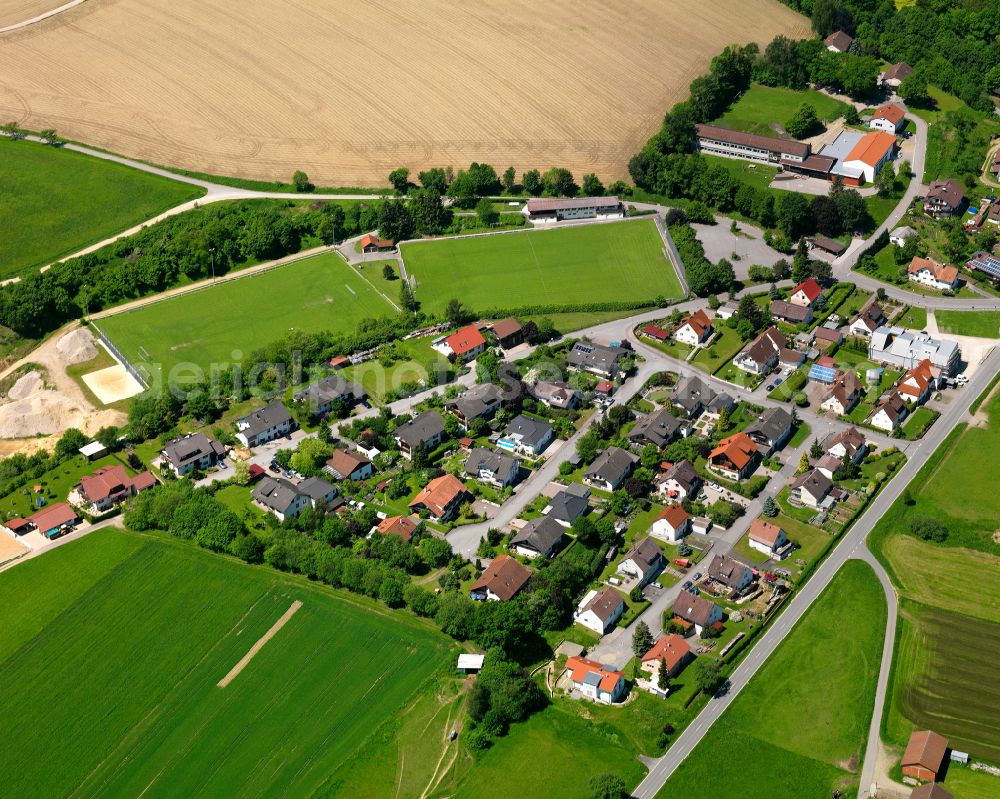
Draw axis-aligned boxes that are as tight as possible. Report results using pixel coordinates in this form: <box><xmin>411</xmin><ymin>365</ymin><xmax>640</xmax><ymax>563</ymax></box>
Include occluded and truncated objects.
<box><xmin>0</xmin><ymin>0</ymin><xmax>61</xmax><ymax>27</ymax></box>
<box><xmin>0</xmin><ymin>0</ymin><xmax>809</xmax><ymax>186</ymax></box>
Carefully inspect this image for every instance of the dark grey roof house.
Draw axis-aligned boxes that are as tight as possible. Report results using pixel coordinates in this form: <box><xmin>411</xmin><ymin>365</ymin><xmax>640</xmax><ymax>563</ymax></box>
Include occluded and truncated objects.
<box><xmin>293</xmin><ymin>375</ymin><xmax>366</xmax><ymax>415</ymax></box>
<box><xmin>395</xmin><ymin>411</ymin><xmax>446</xmax><ymax>458</ymax></box>
<box><xmin>672</xmin><ymin>376</ymin><xmax>717</xmax><ymax>418</ymax></box>
<box><xmin>566</xmin><ymin>341</ymin><xmax>629</xmax><ymax>378</ymax></box>
<box><xmin>545</xmin><ymin>484</ymin><xmax>590</xmax><ymax>526</ymax></box>
<box><xmin>628</xmin><ymin>408</ymin><xmax>686</xmax><ymax>449</ymax></box>
<box><xmin>464</xmin><ymin>448</ymin><xmax>522</xmax><ymax>488</ymax></box>
<box><xmin>160</xmin><ymin>433</ymin><xmax>226</xmax><ymax>476</ymax></box>
<box><xmin>502</xmin><ymin>414</ymin><xmax>554</xmax><ymax>456</ymax></box>
<box><xmin>447</xmin><ymin>383</ymin><xmax>503</xmax><ymax>426</ymax></box>
<box><xmin>236</xmin><ymin>400</ymin><xmax>296</xmax><ymax>448</ymax></box>
<box><xmin>744</xmin><ymin>407</ymin><xmax>794</xmax><ymax>456</ymax></box>
<box><xmin>584</xmin><ymin>446</ymin><xmax>639</xmax><ymax>491</ymax></box>
<box><xmin>296</xmin><ymin>476</ymin><xmax>339</xmax><ymax>505</ymax></box>
<box><xmin>510</xmin><ymin>516</ymin><xmax>565</xmax><ymax>558</ymax></box>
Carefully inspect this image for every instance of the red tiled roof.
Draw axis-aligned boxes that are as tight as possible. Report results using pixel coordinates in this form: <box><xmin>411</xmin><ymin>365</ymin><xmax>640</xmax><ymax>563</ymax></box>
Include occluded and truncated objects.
<box><xmin>709</xmin><ymin>432</ymin><xmax>757</xmax><ymax>470</ymax></box>
<box><xmin>641</xmin><ymin>633</ymin><xmax>691</xmax><ymax>672</ymax></box>
<box><xmin>28</xmin><ymin>502</ymin><xmax>77</xmax><ymax>532</ymax></box>
<box><xmin>873</xmin><ymin>102</ymin><xmax>905</xmax><ymax>125</ymax></box>
<box><xmin>908</xmin><ymin>257</ymin><xmax>958</xmax><ymax>285</ymax></box>
<box><xmin>445</xmin><ymin>324</ymin><xmax>486</xmax><ymax>356</ymax></box>
<box><xmin>642</xmin><ymin>324</ymin><xmax>670</xmax><ymax>341</ymax></box>
<box><xmin>655</xmin><ymin>502</ymin><xmax>689</xmax><ymax>529</ymax></box>
<box><xmin>749</xmin><ymin>518</ymin><xmax>784</xmax><ymax>547</ymax></box>
<box><xmin>408</xmin><ymin>474</ymin><xmax>469</xmax><ymax>518</ymax></box>
<box><xmin>681</xmin><ymin>309</ymin><xmax>712</xmax><ymax>337</ymax></box>
<box><xmin>130</xmin><ymin>472</ymin><xmax>156</xmax><ymax>492</ymax></box>
<box><xmin>359</xmin><ymin>233</ymin><xmax>392</xmax><ymax>249</ymax></box>
<box><xmin>565</xmin><ymin>656</ymin><xmax>624</xmax><ymax>693</ymax></box>
<box><xmin>5</xmin><ymin>517</ymin><xmax>30</xmax><ymax>532</ymax></box>
<box><xmin>376</xmin><ymin>514</ymin><xmax>419</xmax><ymax>542</ymax></box>
<box><xmin>899</xmin><ymin>358</ymin><xmax>935</xmax><ymax>397</ymax></box>
<box><xmin>491</xmin><ymin>317</ymin><xmax>522</xmax><ymax>339</ymax></box>
<box><xmin>902</xmin><ymin>730</ymin><xmax>948</xmax><ymax>772</ymax></box>
<box><xmin>792</xmin><ymin>277</ymin><xmax>823</xmax><ymax>304</ymax></box>
<box><xmin>470</xmin><ymin>554</ymin><xmax>531</xmax><ymax>600</ymax></box>
<box><xmin>845</xmin><ymin>131</ymin><xmax>896</xmax><ymax>167</ymax></box>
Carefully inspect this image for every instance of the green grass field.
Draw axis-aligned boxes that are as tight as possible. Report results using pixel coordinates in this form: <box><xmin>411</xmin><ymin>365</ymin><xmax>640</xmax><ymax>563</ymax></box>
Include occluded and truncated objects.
<box><xmin>934</xmin><ymin>310</ymin><xmax>1000</xmax><ymax>338</ymax></box>
<box><xmin>99</xmin><ymin>252</ymin><xmax>397</xmax><ymax>383</ymax></box>
<box><xmin>658</xmin><ymin>560</ymin><xmax>887</xmax><ymax>799</ymax></box>
<box><xmin>0</xmin><ymin>528</ymin><xmax>451</xmax><ymax>798</ymax></box>
<box><xmin>401</xmin><ymin>219</ymin><xmax>682</xmax><ymax>316</ymax></box>
<box><xmin>715</xmin><ymin>84</ymin><xmax>851</xmax><ymax>137</ymax></box>
<box><xmin>887</xmin><ymin>602</ymin><xmax>1000</xmax><ymax>763</ymax></box>
<box><xmin>0</xmin><ymin>138</ymin><xmax>204</xmax><ymax>278</ymax></box>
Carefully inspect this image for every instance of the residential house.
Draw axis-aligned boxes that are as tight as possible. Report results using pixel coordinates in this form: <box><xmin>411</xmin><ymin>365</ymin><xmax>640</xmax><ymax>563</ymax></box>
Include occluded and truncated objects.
<box><xmin>649</xmin><ymin>503</ymin><xmax>691</xmax><ymax>543</ymax></box>
<box><xmin>575</xmin><ymin>587</ymin><xmax>625</xmax><ymax>635</ymax></box>
<box><xmin>323</xmin><ymin>449</ymin><xmax>373</xmax><ymax>481</ymax></box>
<box><xmin>447</xmin><ymin>383</ymin><xmax>502</xmax><ymax>428</ymax></box>
<box><xmin>840</xmin><ymin>130</ymin><xmax>897</xmax><ymax>183</ymax></box>
<box><xmin>500</xmin><ymin>414</ymin><xmax>553</xmax><ymax>457</ymax></box>
<box><xmin>672</xmin><ymin>375</ymin><xmax>719</xmax><ymax>417</ymax></box>
<box><xmin>708</xmin><ymin>554</ymin><xmax>755</xmax><ymax>593</ymax></box>
<box><xmin>716</xmin><ymin>300</ymin><xmax>739</xmax><ymax>320</ymax></box>
<box><xmin>641</xmin><ymin>634</ymin><xmax>694</xmax><ymax>681</ymax></box>
<box><xmin>160</xmin><ymin>433</ymin><xmax>226</xmax><ymax>476</ymax></box>
<box><xmin>359</xmin><ymin>233</ymin><xmax>394</xmax><ymax>253</ymax></box>
<box><xmin>825</xmin><ymin>30</ymin><xmax>853</xmax><ymax>52</ymax></box>
<box><xmin>543</xmin><ymin>484</ymin><xmax>590</xmax><ymax>527</ymax></box>
<box><xmin>770</xmin><ymin>299</ymin><xmax>813</xmax><ymax>325</ymax></box>
<box><xmin>470</xmin><ymin>555</ymin><xmax>531</xmax><ymax>601</ymax></box>
<box><xmin>869</xmin><ymin>102</ymin><xmax>906</xmax><ymax>133</ymax></box>
<box><xmin>902</xmin><ymin>730</ymin><xmax>949</xmax><ymax>783</ymax></box>
<box><xmin>869</xmin><ymin>392</ymin><xmax>909</xmax><ymax>431</ymax></box>
<box><xmin>26</xmin><ymin>503</ymin><xmax>78</xmax><ymax>539</ymax></box>
<box><xmin>443</xmin><ymin>324</ymin><xmax>487</xmax><ymax>361</ymax></box>
<box><xmin>628</xmin><ymin>408</ymin><xmax>686</xmax><ymax>449</ymax></box>
<box><xmin>673</xmin><ymin>309</ymin><xmax>714</xmax><ymax>346</ymax></box>
<box><xmin>748</xmin><ymin>518</ymin><xmax>790</xmax><ymax>559</ymax></box>
<box><xmin>531</xmin><ymin>380</ymin><xmax>580</xmax><ymax>410</ymax></box>
<box><xmin>881</xmin><ymin>61</ymin><xmax>912</xmax><ymax>89</ymax></box>
<box><xmin>408</xmin><ymin>474</ymin><xmax>471</xmax><ymax>521</ymax></box>
<box><xmin>252</xmin><ymin>476</ymin><xmax>313</xmax><ymax>521</ymax></box>
<box><xmin>464</xmin><ymin>448</ymin><xmax>521</xmax><ymax>488</ymax></box>
<box><xmin>510</xmin><ymin>515</ymin><xmax>565</xmax><ymax>558</ymax></box>
<box><xmin>869</xmin><ymin>326</ymin><xmax>961</xmax><ymax>376</ymax></box>
<box><xmin>708</xmin><ymin>432</ymin><xmax>758</xmax><ymax>481</ymax></box>
<box><xmin>789</xmin><ymin>278</ymin><xmax>823</xmax><ymax>308</ymax></box>
<box><xmin>849</xmin><ymin>297</ymin><xmax>887</xmax><ymax>338</ymax></box>
<box><xmin>77</xmin><ymin>465</ymin><xmax>155</xmax><ymax>512</ymax></box>
<box><xmin>790</xmin><ymin>469</ymin><xmax>834</xmax><ymax>508</ymax></box>
<box><xmin>898</xmin><ymin>359</ymin><xmax>936</xmax><ymax>404</ymax></box>
<box><xmin>395</xmin><ymin>411</ymin><xmax>446</xmax><ymax>459</ymax></box>
<box><xmin>744</xmin><ymin>407</ymin><xmax>794</xmax><ymax>456</ymax></box>
<box><xmin>820</xmin><ymin>370</ymin><xmax>864</xmax><ymax>415</ymax></box>
<box><xmin>923</xmin><ymin>180</ymin><xmax>965</xmax><ymax>218</ymax></box>
<box><xmin>564</xmin><ymin>656</ymin><xmax>627</xmax><ymax>704</ymax></box>
<box><xmin>890</xmin><ymin>225</ymin><xmax>916</xmax><ymax>247</ymax></box>
<box><xmin>967</xmin><ymin>250</ymin><xmax>1000</xmax><ymax>282</ymax></box>
<box><xmin>375</xmin><ymin>515</ymin><xmax>420</xmax><ymax>543</ymax></box>
<box><xmin>583</xmin><ymin>447</ymin><xmax>638</xmax><ymax>492</ymax></box>
<box><xmin>703</xmin><ymin>391</ymin><xmax>737</xmax><ymax>421</ymax></box>
<box><xmin>734</xmin><ymin>327</ymin><xmax>786</xmax><ymax>375</ymax></box>
<box><xmin>296</xmin><ymin>476</ymin><xmax>338</xmax><ymax>508</ymax></box>
<box><xmin>293</xmin><ymin>375</ymin><xmax>366</xmax><ymax>416</ymax></box>
<box><xmin>491</xmin><ymin>318</ymin><xmax>523</xmax><ymax>349</ymax></box>
<box><xmin>908</xmin><ymin>257</ymin><xmax>959</xmax><ymax>292</ymax></box>
<box><xmin>815</xmin><ymin>453</ymin><xmax>844</xmax><ymax>479</ymax></box>
<box><xmin>655</xmin><ymin>459</ymin><xmax>702</xmax><ymax>501</ymax></box>
<box><xmin>566</xmin><ymin>341</ymin><xmax>629</xmax><ymax>379</ymax></box>
<box><xmin>671</xmin><ymin>593</ymin><xmax>723</xmax><ymax>636</ymax></box>
<box><xmin>617</xmin><ymin>537</ymin><xmax>666</xmax><ymax>586</ymax></box>
<box><xmin>826</xmin><ymin>427</ymin><xmax>868</xmax><ymax>462</ymax></box>
<box><xmin>235</xmin><ymin>400</ymin><xmax>296</xmax><ymax>448</ymax></box>
<box><xmin>813</xmin><ymin>326</ymin><xmax>844</xmax><ymax>348</ymax></box>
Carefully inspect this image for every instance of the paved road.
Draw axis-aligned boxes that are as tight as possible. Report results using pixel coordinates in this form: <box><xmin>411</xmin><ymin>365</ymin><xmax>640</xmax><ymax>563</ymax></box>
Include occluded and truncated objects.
<box><xmin>632</xmin><ymin>345</ymin><xmax>1000</xmax><ymax>798</ymax></box>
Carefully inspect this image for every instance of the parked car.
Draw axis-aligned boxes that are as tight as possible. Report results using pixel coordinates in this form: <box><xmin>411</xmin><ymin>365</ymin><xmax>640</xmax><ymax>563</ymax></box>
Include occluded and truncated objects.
<box><xmin>709</xmin><ymin>482</ymin><xmax>722</xmax><ymax>492</ymax></box>
<box><xmin>692</xmin><ymin>572</ymin><xmax>702</xmax><ymax>581</ymax></box>
<box><xmin>681</xmin><ymin>580</ymin><xmax>692</xmax><ymax>590</ymax></box>
<box><xmin>767</xmin><ymin>384</ymin><xmax>776</xmax><ymax>391</ymax></box>
<box><xmin>774</xmin><ymin>377</ymin><xmax>783</xmax><ymax>386</ymax></box>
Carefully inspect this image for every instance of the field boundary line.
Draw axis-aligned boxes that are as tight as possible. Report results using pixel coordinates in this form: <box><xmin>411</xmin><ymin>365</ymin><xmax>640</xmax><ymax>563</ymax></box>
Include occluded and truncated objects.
<box><xmin>218</xmin><ymin>600</ymin><xmax>302</xmax><ymax>687</ymax></box>
<box><xmin>0</xmin><ymin>0</ymin><xmax>86</xmax><ymax>33</ymax></box>
<box><xmin>89</xmin><ymin>321</ymin><xmax>149</xmax><ymax>390</ymax></box>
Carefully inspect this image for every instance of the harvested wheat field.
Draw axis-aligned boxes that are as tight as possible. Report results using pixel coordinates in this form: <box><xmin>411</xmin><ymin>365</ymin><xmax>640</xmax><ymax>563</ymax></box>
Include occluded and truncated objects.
<box><xmin>0</xmin><ymin>0</ymin><xmax>65</xmax><ymax>28</ymax></box>
<box><xmin>0</xmin><ymin>0</ymin><xmax>808</xmax><ymax>186</ymax></box>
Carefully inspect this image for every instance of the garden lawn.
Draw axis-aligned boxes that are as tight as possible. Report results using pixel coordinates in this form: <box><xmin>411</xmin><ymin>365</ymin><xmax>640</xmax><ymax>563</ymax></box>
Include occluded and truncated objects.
<box><xmin>400</xmin><ymin>219</ymin><xmax>682</xmax><ymax>316</ymax></box>
<box><xmin>0</xmin><ymin>452</ymin><xmax>139</xmax><ymax>518</ymax></box>
<box><xmin>99</xmin><ymin>252</ymin><xmax>397</xmax><ymax>384</ymax></box>
<box><xmin>934</xmin><ymin>310</ymin><xmax>1000</xmax><ymax>338</ymax></box>
<box><xmin>901</xmin><ymin>406</ymin><xmax>938</xmax><ymax>440</ymax></box>
<box><xmin>340</xmin><ymin>335</ymin><xmax>453</xmax><ymax>403</ymax></box>
<box><xmin>897</xmin><ymin>305</ymin><xmax>927</xmax><ymax>329</ymax></box>
<box><xmin>0</xmin><ymin>138</ymin><xmax>204</xmax><ymax>278</ymax></box>
<box><xmin>714</xmin><ymin>84</ymin><xmax>851</xmax><ymax>138</ymax></box>
<box><xmin>690</xmin><ymin>325</ymin><xmax>745</xmax><ymax>374</ymax></box>
<box><xmin>657</xmin><ymin>560</ymin><xmax>887</xmax><ymax>799</ymax></box>
<box><xmin>0</xmin><ymin>528</ymin><xmax>451</xmax><ymax>799</ymax></box>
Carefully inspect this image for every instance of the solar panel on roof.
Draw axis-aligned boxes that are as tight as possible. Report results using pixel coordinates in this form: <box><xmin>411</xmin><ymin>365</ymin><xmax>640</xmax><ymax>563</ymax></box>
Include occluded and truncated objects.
<box><xmin>971</xmin><ymin>254</ymin><xmax>1000</xmax><ymax>278</ymax></box>
<box><xmin>808</xmin><ymin>364</ymin><xmax>836</xmax><ymax>383</ymax></box>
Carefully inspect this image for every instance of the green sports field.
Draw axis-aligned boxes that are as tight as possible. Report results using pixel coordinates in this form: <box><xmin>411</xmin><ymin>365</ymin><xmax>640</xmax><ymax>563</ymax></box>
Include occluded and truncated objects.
<box><xmin>98</xmin><ymin>252</ymin><xmax>397</xmax><ymax>383</ymax></box>
<box><xmin>401</xmin><ymin>219</ymin><xmax>683</xmax><ymax>316</ymax></box>
<box><xmin>0</xmin><ymin>528</ymin><xmax>451</xmax><ymax>798</ymax></box>
<box><xmin>0</xmin><ymin>138</ymin><xmax>203</xmax><ymax>278</ymax></box>
<box><xmin>657</xmin><ymin>560</ymin><xmax>887</xmax><ymax>799</ymax></box>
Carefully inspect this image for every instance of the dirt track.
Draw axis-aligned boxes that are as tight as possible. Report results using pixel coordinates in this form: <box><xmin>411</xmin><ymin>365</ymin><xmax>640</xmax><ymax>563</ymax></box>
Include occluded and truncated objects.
<box><xmin>0</xmin><ymin>0</ymin><xmax>808</xmax><ymax>185</ymax></box>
